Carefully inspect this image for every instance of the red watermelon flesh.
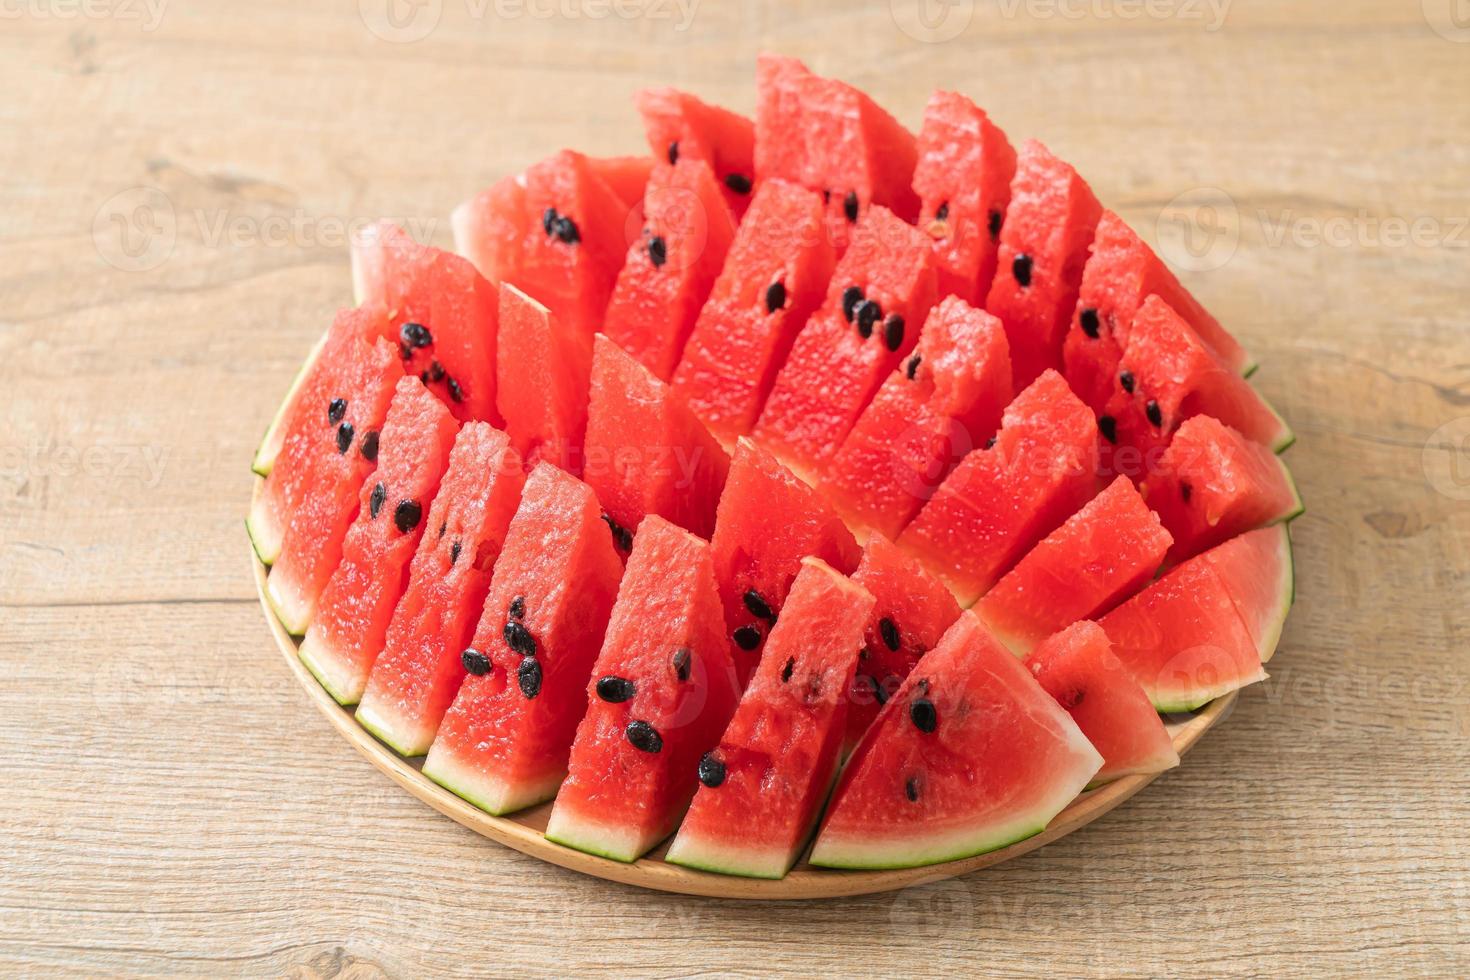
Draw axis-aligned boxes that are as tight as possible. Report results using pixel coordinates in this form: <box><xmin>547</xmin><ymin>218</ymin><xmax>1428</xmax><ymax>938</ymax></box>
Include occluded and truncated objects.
<box><xmin>820</xmin><ymin>296</ymin><xmax>1013</xmax><ymax>541</ymax></box>
<box><xmin>753</xmin><ymin>205</ymin><xmax>938</xmax><ymax>479</ymax></box>
<box><xmin>588</xmin><ymin>155</ymin><xmax>654</xmax><ymax>210</ymax></box>
<box><xmin>1025</xmin><ymin>621</ymin><xmax>1179</xmax><ymax>784</ymax></box>
<box><xmin>1202</xmin><ymin>524</ymin><xmax>1294</xmax><ymax>664</ymax></box>
<box><xmin>263</xmin><ymin>328</ymin><xmax>402</xmax><ymax>636</ymax></box>
<box><xmin>976</xmin><ymin>476</ymin><xmax>1172</xmax><ymax>656</ymax></box>
<box><xmin>582</xmin><ymin>335</ymin><xmax>731</xmax><ymax>544</ymax></box>
<box><xmin>897</xmin><ymin>370</ymin><xmax>1101</xmax><ymax>606</ymax></box>
<box><xmin>754</xmin><ymin>54</ymin><xmax>919</xmax><ymax>251</ymax></box>
<box><xmin>809</xmin><ymin>611</ymin><xmax>1101</xmax><ymax>870</ymax></box>
<box><xmin>421</xmin><ymin>463</ymin><xmax>624</xmax><ymax>814</ymax></box>
<box><xmin>545</xmin><ymin>516</ymin><xmax>740</xmax><ymax>862</ymax></box>
<box><xmin>912</xmin><ymin>90</ymin><xmax>1017</xmax><ymax>304</ymax></box>
<box><xmin>603</xmin><ymin>159</ymin><xmax>738</xmax><ymax>380</ymax></box>
<box><xmin>355</xmin><ymin>424</ymin><xmax>526</xmax><ymax>755</ymax></box>
<box><xmin>984</xmin><ymin>139</ymin><xmax>1103</xmax><ymax>389</ymax></box>
<box><xmin>710</xmin><ymin>439</ymin><xmax>861</xmax><ymax>688</ymax></box>
<box><xmin>452</xmin><ymin>149</ymin><xmax>630</xmax><ymax>340</ymax></box>
<box><xmin>350</xmin><ymin>221</ymin><xmax>500</xmax><ymax>425</ymax></box>
<box><xmin>635</xmin><ymin>87</ymin><xmax>756</xmax><ymax>216</ymax></box>
<box><xmin>495</xmin><ymin>284</ymin><xmax>591</xmax><ymax>476</ymax></box>
<box><xmin>1144</xmin><ymin>415</ymin><xmax>1303</xmax><ymax>565</ymax></box>
<box><xmin>671</xmin><ymin>179</ymin><xmax>836</xmax><ymax>444</ymax></box>
<box><xmin>1098</xmin><ymin>540</ymin><xmax>1268</xmax><ymax>712</ymax></box>
<box><xmin>298</xmin><ymin>377</ymin><xmax>459</xmax><ymax>705</ymax></box>
<box><xmin>665</xmin><ymin>558</ymin><xmax>874</xmax><ymax>878</ymax></box>
<box><xmin>846</xmin><ymin>534</ymin><xmax>962</xmax><ymax>752</ymax></box>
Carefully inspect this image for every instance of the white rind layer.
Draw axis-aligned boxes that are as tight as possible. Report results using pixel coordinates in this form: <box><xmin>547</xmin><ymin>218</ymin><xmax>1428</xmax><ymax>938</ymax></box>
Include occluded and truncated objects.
<box><xmin>297</xmin><ymin>631</ymin><xmax>369</xmax><ymax>706</ymax></box>
<box><xmin>421</xmin><ymin>743</ymin><xmax>564</xmax><ymax>817</ymax></box>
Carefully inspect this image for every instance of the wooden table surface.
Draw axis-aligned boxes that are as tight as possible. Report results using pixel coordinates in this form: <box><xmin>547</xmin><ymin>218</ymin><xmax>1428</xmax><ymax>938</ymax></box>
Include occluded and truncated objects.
<box><xmin>3</xmin><ymin>0</ymin><xmax>1467</xmax><ymax>975</ymax></box>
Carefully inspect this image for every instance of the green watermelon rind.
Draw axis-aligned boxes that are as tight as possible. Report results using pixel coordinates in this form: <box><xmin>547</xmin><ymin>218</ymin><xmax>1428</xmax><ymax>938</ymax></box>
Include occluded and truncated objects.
<box><xmin>251</xmin><ymin>329</ymin><xmax>329</xmax><ymax>478</ymax></box>
<box><xmin>1245</xmin><ymin>524</ymin><xmax>1295</xmax><ymax>664</ymax></box>
<box><xmin>663</xmin><ymin>835</ymin><xmax>798</xmax><ymax>880</ymax></box>
<box><xmin>809</xmin><ymin>821</ymin><xmax>1049</xmax><ymax>872</ymax></box>
<box><xmin>544</xmin><ymin>806</ymin><xmax>668</xmax><ymax>864</ymax></box>
<box><xmin>297</xmin><ymin>631</ymin><xmax>367</xmax><ymax>707</ymax></box>
<box><xmin>264</xmin><ymin>574</ymin><xmax>312</xmax><ymax>638</ymax></box>
<box><xmin>355</xmin><ymin>700</ymin><xmax>436</xmax><ymax>758</ymax></box>
<box><xmin>421</xmin><ymin>745</ymin><xmax>565</xmax><ymax>817</ymax></box>
<box><xmin>245</xmin><ymin>495</ymin><xmax>283</xmax><ymax>567</ymax></box>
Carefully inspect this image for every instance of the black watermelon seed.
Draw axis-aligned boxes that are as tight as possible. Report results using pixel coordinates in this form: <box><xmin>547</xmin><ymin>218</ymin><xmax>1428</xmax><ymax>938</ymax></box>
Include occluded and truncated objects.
<box><xmin>855</xmin><ymin>299</ymin><xmax>881</xmax><ymax>338</ymax></box>
<box><xmin>517</xmin><ymin>656</ymin><xmax>542</xmax><ymax>699</ymax></box>
<box><xmin>428</xmin><ymin>360</ymin><xmax>445</xmax><ymax>383</ymax></box>
<box><xmin>743</xmin><ymin>589</ymin><xmax>774</xmax><ymax>621</ymax></box>
<box><xmin>843</xmin><ymin>191</ymin><xmax>859</xmax><ymax>223</ymax></box>
<box><xmin>905</xmin><ymin>775</ymin><xmax>921</xmax><ymax>802</ymax></box>
<box><xmin>935</xmin><ymin>201</ymin><xmax>949</xmax><ymax>222</ymax></box>
<box><xmin>724</xmin><ymin>173</ymin><xmax>752</xmax><ymax>195</ymax></box>
<box><xmin>359</xmin><ymin>430</ymin><xmax>380</xmax><ymax>462</ymax></box>
<box><xmin>393</xmin><ymin>499</ymin><xmax>423</xmax><ymax>533</ymax></box>
<box><xmin>335</xmin><ymin>422</ymin><xmax>354</xmax><ymax>454</ymax></box>
<box><xmin>988</xmin><ymin>209</ymin><xmax>1003</xmax><ymax>241</ymax></box>
<box><xmin>446</xmin><ymin>377</ymin><xmax>464</xmax><ymax>403</ymax></box>
<box><xmin>450</xmin><ymin>540</ymin><xmax>462</xmax><ymax>565</ymax></box>
<box><xmin>765</xmin><ymin>280</ymin><xmax>787</xmax><ymax>314</ymax></box>
<box><xmin>1119</xmin><ymin>370</ymin><xmax>1135</xmax><ymax>394</ymax></box>
<box><xmin>369</xmin><ymin>482</ymin><xmax>387</xmax><ymax>519</ymax></box>
<box><xmin>667</xmin><ymin>141</ymin><xmax>679</xmax><ymax>165</ymax></box>
<box><xmin>859</xmin><ymin>646</ymin><xmax>871</xmax><ymax>661</ymax></box>
<box><xmin>419</xmin><ymin>370</ymin><xmax>429</xmax><ymax>384</ymax></box>
<box><xmin>327</xmin><ymin>398</ymin><xmax>347</xmax><ymax>424</ymax></box>
<box><xmin>781</xmin><ymin>657</ymin><xmax>796</xmax><ymax>683</ymax></box>
<box><xmin>437</xmin><ymin>520</ymin><xmax>447</xmax><ymax>540</ymax></box>
<box><xmin>1012</xmin><ymin>253</ymin><xmax>1033</xmax><ymax>287</ymax></box>
<box><xmin>672</xmin><ymin>647</ymin><xmax>692</xmax><ymax>681</ymax></box>
<box><xmin>461</xmin><ymin>647</ymin><xmax>490</xmax><ymax>676</ymax></box>
<box><xmin>698</xmin><ymin>752</ymin><xmax>726</xmax><ymax>787</ymax></box>
<box><xmin>822</xmin><ymin>189</ymin><xmax>831</xmax><ymax>204</ymax></box>
<box><xmin>596</xmin><ymin>675</ymin><xmax>635</xmax><ymax>703</ymax></box>
<box><xmin>509</xmin><ymin>595</ymin><xmax>525</xmax><ymax>620</ymax></box>
<box><xmin>648</xmin><ymin>235</ymin><xmax>667</xmax><ymax>268</ymax></box>
<box><xmin>504</xmin><ymin>620</ymin><xmax>536</xmax><ymax>657</ymax></box>
<box><xmin>883</xmin><ymin>314</ymin><xmax>905</xmax><ymax>352</ymax></box>
<box><xmin>1098</xmin><ymin>415</ymin><xmax>1118</xmax><ymax>444</ymax></box>
<box><xmin>400</xmin><ymin>321</ymin><xmax>433</xmax><ymax>350</ymax></box>
<box><xmin>542</xmin><ymin>207</ymin><xmax>558</xmax><ymax>235</ymax></box>
<box><xmin>1181</xmin><ymin>481</ymin><xmax>1193</xmax><ymax>503</ymax></box>
<box><xmin>1080</xmin><ymin>308</ymin><xmax>1101</xmax><ymax>339</ymax></box>
<box><xmin>906</xmin><ymin>355</ymin><xmax>922</xmax><ymax>380</ymax></box>
<box><xmin>733</xmin><ymin>624</ymin><xmax>761</xmax><ymax>651</ymax></box>
<box><xmin>554</xmin><ymin>215</ymin><xmax>580</xmax><ymax>244</ymax></box>
<box><xmin>1057</xmin><ymin>688</ymin><xmax>1086</xmax><ymax>710</ymax></box>
<box><xmin>985</xmin><ymin>436</ymin><xmax>997</xmax><ymax>450</ymax></box>
<box><xmin>879</xmin><ymin>617</ymin><xmax>900</xmax><ymax>652</ymax></box>
<box><xmin>626</xmin><ymin>720</ymin><xmax>663</xmax><ymax>753</ymax></box>
<box><xmin>1146</xmin><ymin>400</ymin><xmax>1163</xmax><ymax>428</ymax></box>
<box><xmin>601</xmin><ymin>513</ymin><xmax>633</xmax><ymax>552</ymax></box>
<box><xmin>910</xmin><ymin>697</ymin><xmax>938</xmax><ymax>733</ymax></box>
<box><xmin>841</xmin><ymin>285</ymin><xmax>863</xmax><ymax>323</ymax></box>
<box><xmin>874</xmin><ymin>678</ymin><xmax>889</xmax><ymax>706</ymax></box>
<box><xmin>916</xmin><ymin>677</ymin><xmax>930</xmax><ymax>695</ymax></box>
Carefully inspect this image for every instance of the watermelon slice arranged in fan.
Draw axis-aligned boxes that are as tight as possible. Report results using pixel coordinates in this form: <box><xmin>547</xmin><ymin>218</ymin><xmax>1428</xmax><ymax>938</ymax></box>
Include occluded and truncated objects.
<box><xmin>495</xmin><ymin>284</ymin><xmax>592</xmax><ymax>476</ymax></box>
<box><xmin>635</xmin><ymin>87</ymin><xmax>756</xmax><ymax>217</ymax></box>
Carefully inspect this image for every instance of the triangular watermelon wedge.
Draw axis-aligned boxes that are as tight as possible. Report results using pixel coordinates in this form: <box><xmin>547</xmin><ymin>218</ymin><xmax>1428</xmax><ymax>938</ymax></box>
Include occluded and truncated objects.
<box><xmin>495</xmin><ymin>284</ymin><xmax>591</xmax><ymax>475</ymax></box>
<box><xmin>635</xmin><ymin>87</ymin><xmax>756</xmax><ymax>217</ymax></box>
<box><xmin>1203</xmin><ymin>525</ymin><xmax>1294</xmax><ymax>664</ymax></box>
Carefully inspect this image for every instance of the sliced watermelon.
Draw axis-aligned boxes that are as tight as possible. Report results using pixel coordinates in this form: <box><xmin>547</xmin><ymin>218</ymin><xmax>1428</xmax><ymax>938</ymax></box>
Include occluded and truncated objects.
<box><xmin>665</xmin><ymin>558</ymin><xmax>874</xmax><ymax>878</ymax></box>
<box><xmin>709</xmin><ymin>439</ymin><xmax>861</xmax><ymax>688</ymax></box>
<box><xmin>603</xmin><ymin>159</ymin><xmax>738</xmax><ymax>381</ymax></box>
<box><xmin>846</xmin><ymin>534</ymin><xmax>962</xmax><ymax>752</ymax></box>
<box><xmin>753</xmin><ymin>205</ymin><xmax>938</xmax><ymax>479</ymax></box>
<box><xmin>754</xmin><ymin>54</ymin><xmax>919</xmax><ymax>251</ymax></box>
<box><xmin>911</xmin><ymin>90</ymin><xmax>1017</xmax><ymax>304</ymax></box>
<box><xmin>1025</xmin><ymin>621</ymin><xmax>1179</xmax><ymax>784</ymax></box>
<box><xmin>1203</xmin><ymin>525</ymin><xmax>1294</xmax><ymax>663</ymax></box>
<box><xmin>976</xmin><ymin>476</ymin><xmax>1172</xmax><ymax>656</ymax></box>
<box><xmin>452</xmin><ymin>149</ymin><xmax>630</xmax><ymax>339</ymax></box>
<box><xmin>1144</xmin><ymin>415</ymin><xmax>1303</xmax><ymax>565</ymax></box>
<box><xmin>350</xmin><ymin>220</ymin><xmax>500</xmax><ymax>425</ymax></box>
<box><xmin>421</xmin><ymin>463</ymin><xmax>624</xmax><ymax>813</ymax></box>
<box><xmin>809</xmin><ymin>611</ymin><xmax>1102</xmax><ymax>870</ymax></box>
<box><xmin>984</xmin><ymin>140</ymin><xmax>1102</xmax><ymax>389</ymax></box>
<box><xmin>635</xmin><ymin>87</ymin><xmax>756</xmax><ymax>216</ymax></box>
<box><xmin>251</xmin><ymin>328</ymin><xmax>331</xmax><ymax>479</ymax></box>
<box><xmin>495</xmin><ymin>284</ymin><xmax>591</xmax><ymax>475</ymax></box>
<box><xmin>545</xmin><ymin>516</ymin><xmax>740</xmax><ymax>861</ymax></box>
<box><xmin>354</xmin><ymin>424</ymin><xmax>526</xmax><ymax>755</ymax></box>
<box><xmin>588</xmin><ymin>155</ymin><xmax>654</xmax><ymax>210</ymax></box>
<box><xmin>820</xmin><ymin>296</ymin><xmax>1012</xmax><ymax>541</ymax></box>
<box><xmin>897</xmin><ymin>370</ymin><xmax>1101</xmax><ymax>605</ymax></box>
<box><xmin>671</xmin><ymin>179</ymin><xmax>836</xmax><ymax>444</ymax></box>
<box><xmin>582</xmin><ymin>335</ymin><xmax>730</xmax><ymax>544</ymax></box>
<box><xmin>298</xmin><ymin>377</ymin><xmax>460</xmax><ymax>704</ymax></box>
<box><xmin>1098</xmin><ymin>536</ymin><xmax>1271</xmax><ymax>712</ymax></box>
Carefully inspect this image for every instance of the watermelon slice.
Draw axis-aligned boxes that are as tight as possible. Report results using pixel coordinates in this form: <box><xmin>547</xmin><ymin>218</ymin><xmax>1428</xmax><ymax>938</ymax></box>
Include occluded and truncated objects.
<box><xmin>251</xmin><ymin>328</ymin><xmax>333</xmax><ymax>479</ymax></box>
<box><xmin>976</xmin><ymin>476</ymin><xmax>1172</xmax><ymax>656</ymax></box>
<box><xmin>809</xmin><ymin>611</ymin><xmax>1102</xmax><ymax>869</ymax></box>
<box><xmin>588</xmin><ymin>155</ymin><xmax>654</xmax><ymax>210</ymax></box>
<box><xmin>495</xmin><ymin>284</ymin><xmax>591</xmax><ymax>475</ymax></box>
<box><xmin>1025</xmin><ymin>621</ymin><xmax>1179</xmax><ymax>784</ymax></box>
<box><xmin>671</xmin><ymin>179</ymin><xmax>836</xmax><ymax>444</ymax></box>
<box><xmin>665</xmin><ymin>558</ymin><xmax>874</xmax><ymax>878</ymax></box>
<box><xmin>846</xmin><ymin>534</ymin><xmax>962</xmax><ymax>752</ymax></box>
<box><xmin>753</xmin><ymin>205</ymin><xmax>939</xmax><ymax>479</ymax></box>
<box><xmin>984</xmin><ymin>140</ymin><xmax>1103</xmax><ymax>389</ymax></box>
<box><xmin>820</xmin><ymin>296</ymin><xmax>1012</xmax><ymax>541</ymax></box>
<box><xmin>422</xmin><ymin>463</ymin><xmax>624</xmax><ymax>813</ymax></box>
<box><xmin>1063</xmin><ymin>210</ymin><xmax>1252</xmax><ymax>414</ymax></box>
<box><xmin>545</xmin><ymin>516</ymin><xmax>740</xmax><ymax>861</ymax></box>
<box><xmin>452</xmin><ymin>149</ymin><xmax>630</xmax><ymax>339</ymax></box>
<box><xmin>582</xmin><ymin>335</ymin><xmax>730</xmax><ymax>544</ymax></box>
<box><xmin>897</xmin><ymin>370</ymin><xmax>1101</xmax><ymax>605</ymax></box>
<box><xmin>754</xmin><ymin>54</ymin><xmax>919</xmax><ymax>251</ymax></box>
<box><xmin>709</xmin><ymin>439</ymin><xmax>861</xmax><ymax>688</ymax></box>
<box><xmin>297</xmin><ymin>377</ymin><xmax>459</xmax><ymax>704</ymax></box>
<box><xmin>912</xmin><ymin>90</ymin><xmax>1017</xmax><ymax>304</ymax></box>
<box><xmin>635</xmin><ymin>87</ymin><xmax>756</xmax><ymax>216</ymax></box>
<box><xmin>1144</xmin><ymin>415</ymin><xmax>1303</xmax><ymax>565</ymax></box>
<box><xmin>354</xmin><ymin>424</ymin><xmax>526</xmax><ymax>755</ymax></box>
<box><xmin>1203</xmin><ymin>525</ymin><xmax>1294</xmax><ymax>664</ymax></box>
<box><xmin>603</xmin><ymin>159</ymin><xmax>738</xmax><ymax>381</ymax></box>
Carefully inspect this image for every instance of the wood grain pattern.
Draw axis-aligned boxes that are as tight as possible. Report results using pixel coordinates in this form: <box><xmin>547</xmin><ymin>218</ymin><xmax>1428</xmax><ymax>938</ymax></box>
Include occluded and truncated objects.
<box><xmin>2</xmin><ymin>0</ymin><xmax>1468</xmax><ymax>975</ymax></box>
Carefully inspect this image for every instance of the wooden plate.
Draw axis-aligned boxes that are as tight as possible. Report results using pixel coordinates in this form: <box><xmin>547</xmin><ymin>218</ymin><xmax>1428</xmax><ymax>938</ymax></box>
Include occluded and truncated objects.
<box><xmin>253</xmin><ymin>509</ymin><xmax>1237</xmax><ymax>900</ymax></box>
